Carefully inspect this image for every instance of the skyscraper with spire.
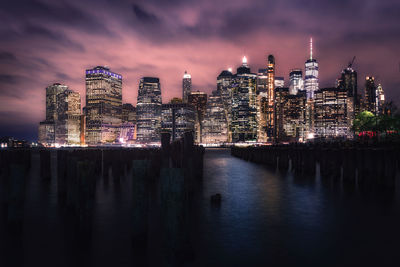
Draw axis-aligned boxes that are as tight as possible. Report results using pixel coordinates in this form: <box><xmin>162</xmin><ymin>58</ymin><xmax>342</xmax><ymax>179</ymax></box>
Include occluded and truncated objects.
<box><xmin>266</xmin><ymin>54</ymin><xmax>275</xmax><ymax>140</ymax></box>
<box><xmin>304</xmin><ymin>38</ymin><xmax>319</xmax><ymax>99</ymax></box>
<box><xmin>182</xmin><ymin>70</ymin><xmax>192</xmax><ymax>103</ymax></box>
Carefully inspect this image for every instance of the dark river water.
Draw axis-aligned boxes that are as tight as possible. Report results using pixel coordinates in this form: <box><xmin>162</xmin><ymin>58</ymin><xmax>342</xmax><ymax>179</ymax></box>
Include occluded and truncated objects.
<box><xmin>1</xmin><ymin>148</ymin><xmax>400</xmax><ymax>266</ymax></box>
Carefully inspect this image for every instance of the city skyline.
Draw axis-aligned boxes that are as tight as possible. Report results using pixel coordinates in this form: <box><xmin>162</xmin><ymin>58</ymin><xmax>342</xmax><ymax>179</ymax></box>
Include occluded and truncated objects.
<box><xmin>1</xmin><ymin>0</ymin><xmax>400</xmax><ymax>141</ymax></box>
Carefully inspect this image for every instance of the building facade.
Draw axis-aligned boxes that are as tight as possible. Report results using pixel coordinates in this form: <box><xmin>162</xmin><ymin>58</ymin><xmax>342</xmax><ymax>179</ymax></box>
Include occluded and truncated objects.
<box><xmin>266</xmin><ymin>55</ymin><xmax>276</xmax><ymax>141</ymax></box>
<box><xmin>55</xmin><ymin>90</ymin><xmax>81</xmax><ymax>145</ymax></box>
<box><xmin>188</xmin><ymin>91</ymin><xmax>207</xmax><ymax>143</ymax></box>
<box><xmin>231</xmin><ymin>57</ymin><xmax>258</xmax><ymax>142</ymax></box>
<box><xmin>85</xmin><ymin>66</ymin><xmax>122</xmax><ymax>145</ymax></box>
<box><xmin>289</xmin><ymin>69</ymin><xmax>304</xmax><ymax>95</ymax></box>
<box><xmin>161</xmin><ymin>102</ymin><xmax>195</xmax><ymax>141</ymax></box>
<box><xmin>314</xmin><ymin>88</ymin><xmax>353</xmax><ymax>139</ymax></box>
<box><xmin>202</xmin><ymin>90</ymin><xmax>228</xmax><ymax>144</ymax></box>
<box><xmin>182</xmin><ymin>71</ymin><xmax>192</xmax><ymax>103</ymax></box>
<box><xmin>304</xmin><ymin>38</ymin><xmax>319</xmax><ymax>99</ymax></box>
<box><xmin>217</xmin><ymin>70</ymin><xmax>234</xmax><ymax>141</ymax></box>
<box><xmin>136</xmin><ymin>77</ymin><xmax>162</xmax><ymax>143</ymax></box>
<box><xmin>119</xmin><ymin>103</ymin><xmax>137</xmax><ymax>143</ymax></box>
<box><xmin>376</xmin><ymin>84</ymin><xmax>385</xmax><ymax>115</ymax></box>
<box><xmin>338</xmin><ymin>65</ymin><xmax>358</xmax><ymax>115</ymax></box>
<box><xmin>276</xmin><ymin>88</ymin><xmax>307</xmax><ymax>142</ymax></box>
<box><xmin>274</xmin><ymin>77</ymin><xmax>285</xmax><ymax>88</ymax></box>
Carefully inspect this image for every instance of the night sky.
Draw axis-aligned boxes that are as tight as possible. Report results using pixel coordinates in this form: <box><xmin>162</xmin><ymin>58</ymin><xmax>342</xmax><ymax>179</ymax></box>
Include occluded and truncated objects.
<box><xmin>0</xmin><ymin>0</ymin><xmax>399</xmax><ymax>141</ymax></box>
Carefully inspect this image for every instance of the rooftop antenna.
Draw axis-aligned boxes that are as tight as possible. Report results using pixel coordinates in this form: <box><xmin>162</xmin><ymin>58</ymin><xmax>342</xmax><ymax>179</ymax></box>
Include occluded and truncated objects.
<box><xmin>310</xmin><ymin>37</ymin><xmax>313</xmax><ymax>60</ymax></box>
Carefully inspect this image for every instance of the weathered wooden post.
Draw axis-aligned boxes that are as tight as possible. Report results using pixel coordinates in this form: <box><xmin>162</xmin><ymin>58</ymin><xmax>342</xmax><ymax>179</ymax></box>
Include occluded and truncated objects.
<box><xmin>57</xmin><ymin>149</ymin><xmax>68</xmax><ymax>204</ymax></box>
<box><xmin>382</xmin><ymin>148</ymin><xmax>397</xmax><ymax>188</ymax></box>
<box><xmin>161</xmin><ymin>132</ymin><xmax>171</xmax><ymax>167</ymax></box>
<box><xmin>66</xmin><ymin>152</ymin><xmax>78</xmax><ymax>212</ymax></box>
<box><xmin>76</xmin><ymin>160</ymin><xmax>96</xmax><ymax>233</ymax></box>
<box><xmin>131</xmin><ymin>160</ymin><xmax>150</xmax><ymax>263</ymax></box>
<box><xmin>342</xmin><ymin>148</ymin><xmax>356</xmax><ymax>184</ymax></box>
<box><xmin>6</xmin><ymin>161</ymin><xmax>28</xmax><ymax>232</ymax></box>
<box><xmin>303</xmin><ymin>147</ymin><xmax>316</xmax><ymax>177</ymax></box>
<box><xmin>160</xmin><ymin>167</ymin><xmax>191</xmax><ymax>266</ymax></box>
<box><xmin>111</xmin><ymin>149</ymin><xmax>123</xmax><ymax>183</ymax></box>
<box><xmin>40</xmin><ymin>149</ymin><xmax>51</xmax><ymax>181</ymax></box>
<box><xmin>278</xmin><ymin>147</ymin><xmax>289</xmax><ymax>172</ymax></box>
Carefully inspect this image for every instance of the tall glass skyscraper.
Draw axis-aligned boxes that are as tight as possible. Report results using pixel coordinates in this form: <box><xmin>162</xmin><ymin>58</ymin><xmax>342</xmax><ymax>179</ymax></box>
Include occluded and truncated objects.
<box><xmin>364</xmin><ymin>76</ymin><xmax>377</xmax><ymax>114</ymax></box>
<box><xmin>85</xmin><ymin>66</ymin><xmax>122</xmax><ymax>145</ymax></box>
<box><xmin>202</xmin><ymin>90</ymin><xmax>228</xmax><ymax>144</ymax></box>
<box><xmin>338</xmin><ymin>64</ymin><xmax>358</xmax><ymax>115</ymax></box>
<box><xmin>256</xmin><ymin>70</ymin><xmax>268</xmax><ymax>142</ymax></box>
<box><xmin>217</xmin><ymin>69</ymin><xmax>234</xmax><ymax>141</ymax></box>
<box><xmin>188</xmin><ymin>91</ymin><xmax>208</xmax><ymax>143</ymax></box>
<box><xmin>46</xmin><ymin>83</ymin><xmax>69</xmax><ymax>122</ymax></box>
<box><xmin>182</xmin><ymin>71</ymin><xmax>192</xmax><ymax>103</ymax></box>
<box><xmin>55</xmin><ymin>90</ymin><xmax>81</xmax><ymax>145</ymax></box>
<box><xmin>39</xmin><ymin>83</ymin><xmax>82</xmax><ymax>146</ymax></box>
<box><xmin>266</xmin><ymin>55</ymin><xmax>275</xmax><ymax>140</ymax></box>
<box><xmin>289</xmin><ymin>69</ymin><xmax>304</xmax><ymax>95</ymax></box>
<box><xmin>304</xmin><ymin>38</ymin><xmax>319</xmax><ymax>99</ymax></box>
<box><xmin>231</xmin><ymin>57</ymin><xmax>257</xmax><ymax>142</ymax></box>
<box><xmin>136</xmin><ymin>77</ymin><xmax>162</xmax><ymax>143</ymax></box>
<box><xmin>161</xmin><ymin>102</ymin><xmax>195</xmax><ymax>142</ymax></box>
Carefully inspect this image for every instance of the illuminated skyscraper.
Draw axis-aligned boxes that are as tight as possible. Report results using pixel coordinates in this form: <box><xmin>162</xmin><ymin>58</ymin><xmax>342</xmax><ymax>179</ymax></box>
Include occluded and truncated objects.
<box><xmin>161</xmin><ymin>101</ymin><xmax>195</xmax><ymax>141</ymax></box>
<box><xmin>376</xmin><ymin>84</ymin><xmax>385</xmax><ymax>114</ymax></box>
<box><xmin>202</xmin><ymin>90</ymin><xmax>228</xmax><ymax>144</ymax></box>
<box><xmin>188</xmin><ymin>91</ymin><xmax>207</xmax><ymax>143</ymax></box>
<box><xmin>182</xmin><ymin>71</ymin><xmax>192</xmax><ymax>103</ymax></box>
<box><xmin>46</xmin><ymin>83</ymin><xmax>68</xmax><ymax>122</ymax></box>
<box><xmin>338</xmin><ymin>61</ymin><xmax>358</xmax><ymax>115</ymax></box>
<box><xmin>289</xmin><ymin>69</ymin><xmax>304</xmax><ymax>95</ymax></box>
<box><xmin>137</xmin><ymin>77</ymin><xmax>162</xmax><ymax>143</ymax></box>
<box><xmin>364</xmin><ymin>76</ymin><xmax>377</xmax><ymax>114</ymax></box>
<box><xmin>85</xmin><ymin>66</ymin><xmax>122</xmax><ymax>144</ymax></box>
<box><xmin>314</xmin><ymin>88</ymin><xmax>353</xmax><ymax>139</ymax></box>
<box><xmin>266</xmin><ymin>55</ymin><xmax>276</xmax><ymax>140</ymax></box>
<box><xmin>231</xmin><ymin>57</ymin><xmax>258</xmax><ymax>142</ymax></box>
<box><xmin>275</xmin><ymin>88</ymin><xmax>307</xmax><ymax>142</ymax></box>
<box><xmin>274</xmin><ymin>77</ymin><xmax>285</xmax><ymax>88</ymax></box>
<box><xmin>304</xmin><ymin>38</ymin><xmax>319</xmax><ymax>99</ymax></box>
<box><xmin>39</xmin><ymin>83</ymin><xmax>82</xmax><ymax>146</ymax></box>
<box><xmin>217</xmin><ymin>69</ymin><xmax>234</xmax><ymax>141</ymax></box>
<box><xmin>256</xmin><ymin>70</ymin><xmax>268</xmax><ymax>142</ymax></box>
<box><xmin>55</xmin><ymin>90</ymin><xmax>81</xmax><ymax>145</ymax></box>
<box><xmin>120</xmin><ymin>103</ymin><xmax>137</xmax><ymax>143</ymax></box>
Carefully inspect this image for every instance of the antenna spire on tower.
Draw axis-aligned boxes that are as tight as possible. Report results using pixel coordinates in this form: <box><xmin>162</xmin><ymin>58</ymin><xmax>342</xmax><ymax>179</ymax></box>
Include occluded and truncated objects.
<box><xmin>242</xmin><ymin>56</ymin><xmax>248</xmax><ymax>66</ymax></box>
<box><xmin>310</xmin><ymin>37</ymin><xmax>313</xmax><ymax>60</ymax></box>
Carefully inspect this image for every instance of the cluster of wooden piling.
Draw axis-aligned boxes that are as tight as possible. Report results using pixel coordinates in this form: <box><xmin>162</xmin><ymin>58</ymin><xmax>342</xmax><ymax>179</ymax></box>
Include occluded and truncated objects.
<box><xmin>0</xmin><ymin>149</ymin><xmax>31</xmax><ymax>232</ymax></box>
<box><xmin>1</xmin><ymin>134</ymin><xmax>205</xmax><ymax>265</ymax></box>
<box><xmin>231</xmin><ymin>143</ymin><xmax>400</xmax><ymax>187</ymax></box>
<box><xmin>159</xmin><ymin>132</ymin><xmax>204</xmax><ymax>265</ymax></box>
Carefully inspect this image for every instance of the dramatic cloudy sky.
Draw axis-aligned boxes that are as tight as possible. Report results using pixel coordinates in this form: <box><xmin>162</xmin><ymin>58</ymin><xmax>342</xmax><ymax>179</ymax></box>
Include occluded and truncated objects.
<box><xmin>0</xmin><ymin>0</ymin><xmax>399</xmax><ymax>140</ymax></box>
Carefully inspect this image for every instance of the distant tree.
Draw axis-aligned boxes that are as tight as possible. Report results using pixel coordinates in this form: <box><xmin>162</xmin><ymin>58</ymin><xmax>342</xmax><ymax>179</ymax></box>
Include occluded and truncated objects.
<box><xmin>352</xmin><ymin>111</ymin><xmax>376</xmax><ymax>133</ymax></box>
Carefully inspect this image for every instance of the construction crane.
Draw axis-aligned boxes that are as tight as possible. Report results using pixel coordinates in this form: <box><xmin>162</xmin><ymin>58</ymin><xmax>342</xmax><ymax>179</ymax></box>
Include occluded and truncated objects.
<box><xmin>348</xmin><ymin>56</ymin><xmax>356</xmax><ymax>69</ymax></box>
